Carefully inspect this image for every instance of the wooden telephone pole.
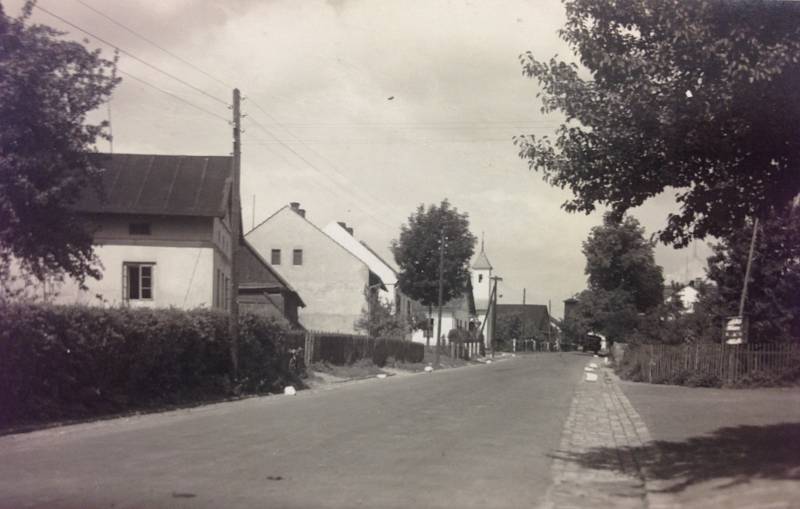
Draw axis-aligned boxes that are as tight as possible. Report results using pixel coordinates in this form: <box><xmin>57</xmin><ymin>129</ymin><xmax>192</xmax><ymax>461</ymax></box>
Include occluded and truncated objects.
<box><xmin>434</xmin><ymin>228</ymin><xmax>445</xmax><ymax>368</ymax></box>
<box><xmin>489</xmin><ymin>276</ymin><xmax>502</xmax><ymax>358</ymax></box>
<box><xmin>229</xmin><ymin>88</ymin><xmax>242</xmax><ymax>379</ymax></box>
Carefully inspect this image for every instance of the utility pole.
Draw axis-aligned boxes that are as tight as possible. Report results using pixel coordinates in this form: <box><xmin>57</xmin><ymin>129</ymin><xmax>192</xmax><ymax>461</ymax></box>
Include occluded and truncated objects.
<box><xmin>521</xmin><ymin>288</ymin><xmax>526</xmax><ymax>350</ymax></box>
<box><xmin>229</xmin><ymin>88</ymin><xmax>242</xmax><ymax>379</ymax></box>
<box><xmin>489</xmin><ymin>276</ymin><xmax>502</xmax><ymax>358</ymax></box>
<box><xmin>738</xmin><ymin>218</ymin><xmax>759</xmax><ymax>319</ymax></box>
<box><xmin>434</xmin><ymin>228</ymin><xmax>445</xmax><ymax>368</ymax></box>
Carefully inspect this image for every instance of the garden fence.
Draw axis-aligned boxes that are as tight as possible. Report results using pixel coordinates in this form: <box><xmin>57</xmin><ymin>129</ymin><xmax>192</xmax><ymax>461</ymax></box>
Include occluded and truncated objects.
<box><xmin>622</xmin><ymin>342</ymin><xmax>800</xmax><ymax>384</ymax></box>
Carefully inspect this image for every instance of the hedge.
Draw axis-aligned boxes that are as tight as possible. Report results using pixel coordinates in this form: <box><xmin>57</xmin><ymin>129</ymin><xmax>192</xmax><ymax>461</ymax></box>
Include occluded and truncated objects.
<box><xmin>0</xmin><ymin>302</ymin><xmax>298</xmax><ymax>429</ymax></box>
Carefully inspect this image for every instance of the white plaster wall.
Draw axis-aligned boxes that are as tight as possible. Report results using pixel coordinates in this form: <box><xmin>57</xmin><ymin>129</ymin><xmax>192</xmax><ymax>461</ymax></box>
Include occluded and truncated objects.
<box><xmin>246</xmin><ymin>207</ymin><xmax>369</xmax><ymax>333</ymax></box>
<box><xmin>50</xmin><ymin>244</ymin><xmax>216</xmax><ymax>308</ymax></box>
<box><xmin>411</xmin><ymin>313</ymin><xmax>456</xmax><ymax>345</ymax></box>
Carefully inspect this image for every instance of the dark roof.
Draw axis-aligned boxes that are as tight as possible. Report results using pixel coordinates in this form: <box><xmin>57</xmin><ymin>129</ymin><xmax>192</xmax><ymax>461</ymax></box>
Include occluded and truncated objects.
<box><xmin>496</xmin><ymin>304</ymin><xmax>550</xmax><ymax>330</ymax></box>
<box><xmin>237</xmin><ymin>239</ymin><xmax>305</xmax><ymax>307</ymax></box>
<box><xmin>75</xmin><ymin>153</ymin><xmax>233</xmax><ymax>217</ymax></box>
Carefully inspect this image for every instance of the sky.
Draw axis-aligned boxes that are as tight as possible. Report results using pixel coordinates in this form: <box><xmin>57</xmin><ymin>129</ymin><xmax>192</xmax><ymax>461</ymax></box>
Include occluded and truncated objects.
<box><xmin>6</xmin><ymin>0</ymin><xmax>711</xmax><ymax>317</ymax></box>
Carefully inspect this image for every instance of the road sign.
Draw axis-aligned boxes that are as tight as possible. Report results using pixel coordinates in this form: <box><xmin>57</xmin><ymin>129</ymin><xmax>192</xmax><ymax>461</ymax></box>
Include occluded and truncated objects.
<box><xmin>724</xmin><ymin>316</ymin><xmax>748</xmax><ymax>344</ymax></box>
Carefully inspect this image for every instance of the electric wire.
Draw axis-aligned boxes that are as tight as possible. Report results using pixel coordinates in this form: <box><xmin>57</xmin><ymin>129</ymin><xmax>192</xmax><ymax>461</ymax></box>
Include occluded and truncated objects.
<box><xmin>244</xmin><ymin>116</ymin><xmax>395</xmax><ymax>229</ymax></box>
<box><xmin>116</xmin><ymin>68</ymin><xmax>230</xmax><ymax>123</ymax></box>
<box><xmin>71</xmin><ymin>0</ymin><xmax>234</xmax><ymax>91</ymax></box>
<box><xmin>33</xmin><ymin>4</ymin><xmax>230</xmax><ymax>108</ymax></box>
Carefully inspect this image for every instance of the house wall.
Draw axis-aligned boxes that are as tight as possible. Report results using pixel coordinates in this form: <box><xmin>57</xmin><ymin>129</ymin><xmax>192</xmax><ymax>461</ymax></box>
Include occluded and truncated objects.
<box><xmin>49</xmin><ymin>244</ymin><xmax>217</xmax><ymax>308</ymax></box>
<box><xmin>246</xmin><ymin>207</ymin><xmax>369</xmax><ymax>333</ymax></box>
<box><xmin>35</xmin><ymin>213</ymin><xmax>231</xmax><ymax>310</ymax></box>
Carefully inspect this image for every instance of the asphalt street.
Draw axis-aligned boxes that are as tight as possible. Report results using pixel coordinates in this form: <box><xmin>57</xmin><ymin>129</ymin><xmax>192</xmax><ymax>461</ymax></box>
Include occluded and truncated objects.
<box><xmin>0</xmin><ymin>353</ymin><xmax>588</xmax><ymax>509</ymax></box>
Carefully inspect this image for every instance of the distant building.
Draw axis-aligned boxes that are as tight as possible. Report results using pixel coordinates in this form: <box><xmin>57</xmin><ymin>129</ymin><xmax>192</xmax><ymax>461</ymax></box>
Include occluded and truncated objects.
<box><xmin>410</xmin><ymin>286</ymin><xmax>477</xmax><ymax>346</ymax></box>
<box><xmin>664</xmin><ymin>278</ymin><xmax>704</xmax><ymax>314</ymax></box>
<box><xmin>471</xmin><ymin>242</ymin><xmax>494</xmax><ymax>350</ymax></box>
<box><xmin>245</xmin><ymin>202</ymin><xmax>386</xmax><ymax>333</ymax></box>
<box><xmin>496</xmin><ymin>303</ymin><xmax>552</xmax><ymax>342</ymax></box>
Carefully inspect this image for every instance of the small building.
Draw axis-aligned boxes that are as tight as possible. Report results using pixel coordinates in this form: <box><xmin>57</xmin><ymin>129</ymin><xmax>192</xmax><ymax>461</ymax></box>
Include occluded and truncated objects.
<box><xmin>495</xmin><ymin>303</ymin><xmax>553</xmax><ymax>342</ymax></box>
<box><xmin>245</xmin><ymin>202</ymin><xmax>385</xmax><ymax>333</ymax></box>
<box><xmin>237</xmin><ymin>239</ymin><xmax>305</xmax><ymax>328</ymax></box>
<box><xmin>664</xmin><ymin>278</ymin><xmax>704</xmax><ymax>314</ymax></box>
<box><xmin>410</xmin><ymin>285</ymin><xmax>478</xmax><ymax>347</ymax></box>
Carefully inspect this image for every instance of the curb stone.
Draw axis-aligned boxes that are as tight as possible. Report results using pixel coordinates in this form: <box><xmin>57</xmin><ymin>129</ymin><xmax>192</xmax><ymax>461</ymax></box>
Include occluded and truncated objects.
<box><xmin>543</xmin><ymin>361</ymin><xmax>676</xmax><ymax>509</ymax></box>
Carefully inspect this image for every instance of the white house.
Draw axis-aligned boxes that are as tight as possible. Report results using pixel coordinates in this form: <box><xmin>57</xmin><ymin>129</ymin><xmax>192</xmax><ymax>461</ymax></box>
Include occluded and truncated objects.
<box><xmin>245</xmin><ymin>202</ymin><xmax>387</xmax><ymax>333</ymax></box>
<box><xmin>322</xmin><ymin>221</ymin><xmax>417</xmax><ymax>316</ymax></box>
<box><xmin>14</xmin><ymin>153</ymin><xmax>303</xmax><ymax>323</ymax></box>
<box><xmin>42</xmin><ymin>153</ymin><xmax>237</xmax><ymax>309</ymax></box>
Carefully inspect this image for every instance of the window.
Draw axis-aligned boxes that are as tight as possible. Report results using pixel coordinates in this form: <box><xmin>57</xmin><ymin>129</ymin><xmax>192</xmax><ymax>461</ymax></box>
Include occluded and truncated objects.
<box><xmin>124</xmin><ymin>263</ymin><xmax>154</xmax><ymax>300</ymax></box>
<box><xmin>478</xmin><ymin>274</ymin><xmax>483</xmax><ymax>283</ymax></box>
<box><xmin>293</xmin><ymin>249</ymin><xmax>303</xmax><ymax>266</ymax></box>
<box><xmin>271</xmin><ymin>249</ymin><xmax>281</xmax><ymax>265</ymax></box>
<box><xmin>129</xmin><ymin>223</ymin><xmax>151</xmax><ymax>235</ymax></box>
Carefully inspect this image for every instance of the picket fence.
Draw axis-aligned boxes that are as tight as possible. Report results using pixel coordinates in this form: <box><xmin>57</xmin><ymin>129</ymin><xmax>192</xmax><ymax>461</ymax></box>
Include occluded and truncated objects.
<box><xmin>622</xmin><ymin>342</ymin><xmax>800</xmax><ymax>384</ymax></box>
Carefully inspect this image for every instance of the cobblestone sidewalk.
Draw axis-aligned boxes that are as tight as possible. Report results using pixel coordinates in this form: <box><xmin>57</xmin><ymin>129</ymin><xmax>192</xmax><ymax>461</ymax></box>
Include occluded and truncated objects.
<box><xmin>543</xmin><ymin>361</ymin><xmax>659</xmax><ymax>509</ymax></box>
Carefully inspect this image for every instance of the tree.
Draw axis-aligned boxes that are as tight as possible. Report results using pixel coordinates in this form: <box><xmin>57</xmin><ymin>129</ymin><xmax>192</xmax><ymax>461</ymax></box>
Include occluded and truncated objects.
<box><xmin>354</xmin><ymin>286</ymin><xmax>425</xmax><ymax>340</ymax></box>
<box><xmin>571</xmin><ymin>287</ymin><xmax>640</xmax><ymax>345</ymax></box>
<box><xmin>583</xmin><ymin>213</ymin><xmax>664</xmax><ymax>312</ymax></box>
<box><xmin>516</xmin><ymin>0</ymin><xmax>800</xmax><ymax>246</ymax></box>
<box><xmin>703</xmin><ymin>206</ymin><xmax>800</xmax><ymax>343</ymax></box>
<box><xmin>391</xmin><ymin>200</ymin><xmax>476</xmax><ymax>346</ymax></box>
<box><xmin>567</xmin><ymin>214</ymin><xmax>664</xmax><ymax>344</ymax></box>
<box><xmin>0</xmin><ymin>2</ymin><xmax>119</xmax><ymax>288</ymax></box>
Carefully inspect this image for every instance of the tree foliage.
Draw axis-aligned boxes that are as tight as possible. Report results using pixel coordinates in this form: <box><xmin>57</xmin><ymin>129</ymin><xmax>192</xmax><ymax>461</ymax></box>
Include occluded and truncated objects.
<box><xmin>354</xmin><ymin>286</ymin><xmax>425</xmax><ymax>340</ymax></box>
<box><xmin>391</xmin><ymin>199</ymin><xmax>476</xmax><ymax>307</ymax></box>
<box><xmin>516</xmin><ymin>0</ymin><xmax>800</xmax><ymax>246</ymax></box>
<box><xmin>0</xmin><ymin>2</ymin><xmax>119</xmax><ymax>286</ymax></box>
<box><xmin>583</xmin><ymin>213</ymin><xmax>664</xmax><ymax>312</ymax></box>
<box><xmin>703</xmin><ymin>206</ymin><xmax>800</xmax><ymax>343</ymax></box>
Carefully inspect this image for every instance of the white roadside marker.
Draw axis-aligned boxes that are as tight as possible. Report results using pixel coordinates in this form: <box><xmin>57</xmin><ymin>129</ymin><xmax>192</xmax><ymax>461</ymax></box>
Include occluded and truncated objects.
<box><xmin>585</xmin><ymin>372</ymin><xmax>599</xmax><ymax>382</ymax></box>
<box><xmin>284</xmin><ymin>386</ymin><xmax>297</xmax><ymax>395</ymax></box>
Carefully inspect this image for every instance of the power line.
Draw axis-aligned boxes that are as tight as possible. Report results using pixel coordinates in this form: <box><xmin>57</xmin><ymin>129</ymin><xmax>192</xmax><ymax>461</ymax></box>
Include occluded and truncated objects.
<box><xmin>117</xmin><ymin>68</ymin><xmax>230</xmax><ymax>123</ymax></box>
<box><xmin>71</xmin><ymin>0</ymin><xmax>234</xmax><ymax>91</ymax></box>
<box><xmin>243</xmin><ymin>117</ymin><xmax>395</xmax><ymax>229</ymax></box>
<box><xmin>245</xmin><ymin>98</ymin><xmax>404</xmax><ymax>215</ymax></box>
<box><xmin>34</xmin><ymin>3</ymin><xmax>229</xmax><ymax>108</ymax></box>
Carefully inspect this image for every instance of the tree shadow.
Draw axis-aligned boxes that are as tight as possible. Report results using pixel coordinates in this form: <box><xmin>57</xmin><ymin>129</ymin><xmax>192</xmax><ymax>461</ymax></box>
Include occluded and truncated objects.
<box><xmin>552</xmin><ymin>423</ymin><xmax>800</xmax><ymax>493</ymax></box>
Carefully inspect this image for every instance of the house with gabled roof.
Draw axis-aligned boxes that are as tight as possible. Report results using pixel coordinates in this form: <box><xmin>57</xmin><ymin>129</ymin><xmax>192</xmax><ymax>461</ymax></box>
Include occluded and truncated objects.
<box><xmin>245</xmin><ymin>202</ymin><xmax>385</xmax><ymax>333</ymax></box>
<box><xmin>28</xmin><ymin>153</ymin><xmax>302</xmax><ymax>323</ymax></box>
<box><xmin>409</xmin><ymin>281</ymin><xmax>478</xmax><ymax>347</ymax></box>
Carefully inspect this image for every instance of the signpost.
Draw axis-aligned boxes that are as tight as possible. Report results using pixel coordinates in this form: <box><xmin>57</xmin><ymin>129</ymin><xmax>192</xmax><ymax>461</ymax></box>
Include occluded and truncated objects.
<box><xmin>724</xmin><ymin>316</ymin><xmax>748</xmax><ymax>345</ymax></box>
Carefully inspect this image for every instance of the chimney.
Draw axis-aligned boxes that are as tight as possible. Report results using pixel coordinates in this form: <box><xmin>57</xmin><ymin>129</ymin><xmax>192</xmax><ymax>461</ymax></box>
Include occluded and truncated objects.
<box><xmin>289</xmin><ymin>202</ymin><xmax>305</xmax><ymax>217</ymax></box>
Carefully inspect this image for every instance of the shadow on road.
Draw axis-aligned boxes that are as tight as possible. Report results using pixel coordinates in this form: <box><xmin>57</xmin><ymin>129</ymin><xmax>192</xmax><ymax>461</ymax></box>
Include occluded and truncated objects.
<box><xmin>553</xmin><ymin>422</ymin><xmax>800</xmax><ymax>493</ymax></box>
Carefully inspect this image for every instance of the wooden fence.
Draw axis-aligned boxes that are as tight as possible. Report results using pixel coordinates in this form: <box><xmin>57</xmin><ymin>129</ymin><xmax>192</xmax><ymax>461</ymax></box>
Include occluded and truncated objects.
<box><xmin>301</xmin><ymin>331</ymin><xmax>425</xmax><ymax>367</ymax></box>
<box><xmin>622</xmin><ymin>342</ymin><xmax>800</xmax><ymax>384</ymax></box>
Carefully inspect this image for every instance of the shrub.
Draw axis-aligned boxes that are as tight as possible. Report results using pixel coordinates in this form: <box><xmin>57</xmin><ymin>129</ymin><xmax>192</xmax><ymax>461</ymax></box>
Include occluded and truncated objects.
<box><xmin>0</xmin><ymin>302</ymin><xmax>293</xmax><ymax>429</ymax></box>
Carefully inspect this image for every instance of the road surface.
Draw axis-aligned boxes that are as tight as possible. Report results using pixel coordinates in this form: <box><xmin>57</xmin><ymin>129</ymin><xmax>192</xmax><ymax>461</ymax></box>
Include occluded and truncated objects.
<box><xmin>0</xmin><ymin>353</ymin><xmax>587</xmax><ymax>509</ymax></box>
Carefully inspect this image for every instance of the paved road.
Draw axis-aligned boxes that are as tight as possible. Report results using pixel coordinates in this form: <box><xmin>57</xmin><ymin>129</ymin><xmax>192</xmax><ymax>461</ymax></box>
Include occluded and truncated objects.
<box><xmin>619</xmin><ymin>381</ymin><xmax>800</xmax><ymax>509</ymax></box>
<box><xmin>0</xmin><ymin>353</ymin><xmax>587</xmax><ymax>509</ymax></box>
